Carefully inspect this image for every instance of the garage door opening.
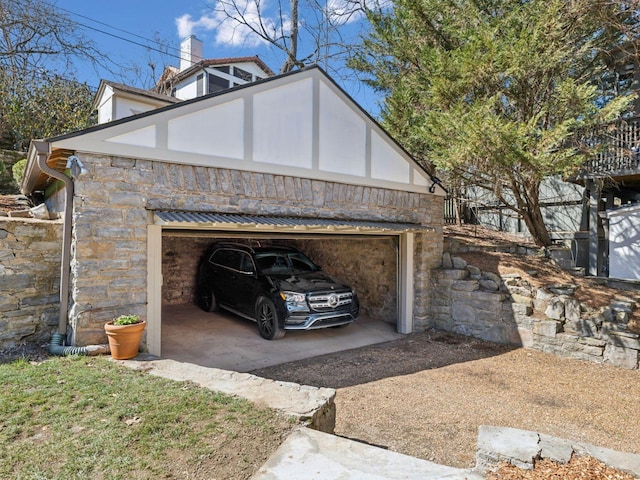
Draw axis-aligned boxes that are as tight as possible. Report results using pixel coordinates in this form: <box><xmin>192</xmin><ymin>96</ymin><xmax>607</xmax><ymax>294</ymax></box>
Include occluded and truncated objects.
<box><xmin>146</xmin><ymin>213</ymin><xmax>424</xmax><ymax>370</ymax></box>
<box><xmin>162</xmin><ymin>234</ymin><xmax>399</xmax><ymax>326</ymax></box>
<box><xmin>158</xmin><ymin>233</ymin><xmax>402</xmax><ymax>370</ymax></box>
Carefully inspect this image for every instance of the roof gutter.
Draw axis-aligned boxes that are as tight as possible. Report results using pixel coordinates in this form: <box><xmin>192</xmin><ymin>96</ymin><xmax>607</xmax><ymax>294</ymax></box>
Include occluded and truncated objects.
<box><xmin>32</xmin><ymin>141</ymin><xmax>72</xmax><ymax>336</ymax></box>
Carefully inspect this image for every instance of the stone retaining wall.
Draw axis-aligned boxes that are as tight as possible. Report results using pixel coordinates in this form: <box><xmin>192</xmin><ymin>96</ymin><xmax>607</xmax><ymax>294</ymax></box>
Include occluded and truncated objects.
<box><xmin>0</xmin><ymin>217</ymin><xmax>62</xmax><ymax>348</ymax></box>
<box><xmin>476</xmin><ymin>425</ymin><xmax>640</xmax><ymax>476</ymax></box>
<box><xmin>432</xmin><ymin>251</ymin><xmax>640</xmax><ymax>370</ymax></box>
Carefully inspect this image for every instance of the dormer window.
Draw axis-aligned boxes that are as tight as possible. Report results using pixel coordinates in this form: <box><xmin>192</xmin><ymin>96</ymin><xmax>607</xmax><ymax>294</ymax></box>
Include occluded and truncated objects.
<box><xmin>208</xmin><ymin>73</ymin><xmax>229</xmax><ymax>93</ymax></box>
<box><xmin>233</xmin><ymin>67</ymin><xmax>252</xmax><ymax>82</ymax></box>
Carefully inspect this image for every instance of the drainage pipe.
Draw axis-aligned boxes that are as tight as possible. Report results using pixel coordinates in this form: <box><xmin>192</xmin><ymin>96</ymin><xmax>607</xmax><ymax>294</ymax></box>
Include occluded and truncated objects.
<box><xmin>33</xmin><ymin>141</ymin><xmax>73</xmax><ymax>337</ymax></box>
<box><xmin>48</xmin><ymin>332</ymin><xmax>109</xmax><ymax>356</ymax></box>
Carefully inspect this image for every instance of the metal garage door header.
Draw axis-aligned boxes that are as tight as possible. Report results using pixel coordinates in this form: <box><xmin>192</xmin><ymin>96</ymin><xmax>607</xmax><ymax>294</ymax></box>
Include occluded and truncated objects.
<box><xmin>154</xmin><ymin>211</ymin><xmax>432</xmax><ymax>234</ymax></box>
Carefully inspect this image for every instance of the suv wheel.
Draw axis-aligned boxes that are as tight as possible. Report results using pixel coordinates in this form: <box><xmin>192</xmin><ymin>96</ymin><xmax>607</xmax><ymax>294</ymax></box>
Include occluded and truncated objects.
<box><xmin>200</xmin><ymin>288</ymin><xmax>219</xmax><ymax>312</ymax></box>
<box><xmin>256</xmin><ymin>297</ymin><xmax>284</xmax><ymax>340</ymax></box>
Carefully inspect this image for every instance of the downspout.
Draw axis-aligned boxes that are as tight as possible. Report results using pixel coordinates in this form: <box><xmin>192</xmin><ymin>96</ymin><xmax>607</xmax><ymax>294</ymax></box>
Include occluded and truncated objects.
<box><xmin>33</xmin><ymin>141</ymin><xmax>72</xmax><ymax>337</ymax></box>
<box><xmin>32</xmin><ymin>141</ymin><xmax>109</xmax><ymax>356</ymax></box>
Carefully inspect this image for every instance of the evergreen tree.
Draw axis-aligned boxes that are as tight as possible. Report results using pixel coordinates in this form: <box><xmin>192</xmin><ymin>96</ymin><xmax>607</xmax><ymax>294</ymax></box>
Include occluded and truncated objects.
<box><xmin>353</xmin><ymin>0</ymin><xmax>638</xmax><ymax>245</ymax></box>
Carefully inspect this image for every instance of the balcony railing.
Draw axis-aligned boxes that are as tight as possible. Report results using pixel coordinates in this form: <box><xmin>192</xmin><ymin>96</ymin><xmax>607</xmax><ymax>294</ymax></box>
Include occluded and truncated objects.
<box><xmin>579</xmin><ymin>116</ymin><xmax>640</xmax><ymax>179</ymax></box>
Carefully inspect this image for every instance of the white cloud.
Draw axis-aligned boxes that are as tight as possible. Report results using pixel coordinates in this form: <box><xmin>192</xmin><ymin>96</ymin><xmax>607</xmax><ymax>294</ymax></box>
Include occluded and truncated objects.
<box><xmin>326</xmin><ymin>0</ymin><xmax>364</xmax><ymax>25</ymax></box>
<box><xmin>212</xmin><ymin>0</ymin><xmax>274</xmax><ymax>47</ymax></box>
<box><xmin>175</xmin><ymin>0</ymin><xmax>289</xmax><ymax>48</ymax></box>
<box><xmin>175</xmin><ymin>13</ymin><xmax>218</xmax><ymax>38</ymax></box>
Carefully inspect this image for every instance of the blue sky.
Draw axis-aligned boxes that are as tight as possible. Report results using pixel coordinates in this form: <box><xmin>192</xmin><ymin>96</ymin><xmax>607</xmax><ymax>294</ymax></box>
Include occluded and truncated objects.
<box><xmin>52</xmin><ymin>0</ymin><xmax>383</xmax><ymax>116</ymax></box>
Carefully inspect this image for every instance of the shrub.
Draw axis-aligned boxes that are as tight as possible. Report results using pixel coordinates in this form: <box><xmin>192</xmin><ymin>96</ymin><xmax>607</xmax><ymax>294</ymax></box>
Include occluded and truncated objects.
<box><xmin>11</xmin><ymin>158</ymin><xmax>26</xmax><ymax>187</ymax></box>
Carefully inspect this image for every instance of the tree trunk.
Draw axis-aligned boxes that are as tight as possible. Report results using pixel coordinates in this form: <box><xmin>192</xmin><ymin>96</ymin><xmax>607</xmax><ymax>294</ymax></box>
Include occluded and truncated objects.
<box><xmin>280</xmin><ymin>0</ymin><xmax>299</xmax><ymax>73</ymax></box>
<box><xmin>520</xmin><ymin>204</ymin><xmax>552</xmax><ymax>247</ymax></box>
<box><xmin>507</xmin><ymin>174</ymin><xmax>553</xmax><ymax>247</ymax></box>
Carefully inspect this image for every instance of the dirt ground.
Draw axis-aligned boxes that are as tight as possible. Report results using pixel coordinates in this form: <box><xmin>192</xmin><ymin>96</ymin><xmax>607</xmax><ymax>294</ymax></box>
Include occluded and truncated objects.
<box><xmin>0</xmin><ymin>195</ymin><xmax>31</xmax><ymax>213</ymax></box>
<box><xmin>252</xmin><ymin>329</ymin><xmax>640</xmax><ymax>471</ymax></box>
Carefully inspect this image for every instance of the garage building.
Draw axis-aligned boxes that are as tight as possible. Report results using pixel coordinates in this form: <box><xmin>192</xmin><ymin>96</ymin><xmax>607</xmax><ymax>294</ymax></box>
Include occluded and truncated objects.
<box><xmin>22</xmin><ymin>67</ymin><xmax>446</xmax><ymax>356</ymax></box>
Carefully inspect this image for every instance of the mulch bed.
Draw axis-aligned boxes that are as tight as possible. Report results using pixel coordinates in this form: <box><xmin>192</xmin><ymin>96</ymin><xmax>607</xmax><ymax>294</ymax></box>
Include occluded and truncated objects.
<box><xmin>489</xmin><ymin>456</ymin><xmax>636</xmax><ymax>479</ymax></box>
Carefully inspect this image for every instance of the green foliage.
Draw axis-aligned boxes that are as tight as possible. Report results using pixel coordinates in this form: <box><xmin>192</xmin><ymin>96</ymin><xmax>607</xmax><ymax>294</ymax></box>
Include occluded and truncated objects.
<box><xmin>0</xmin><ymin>74</ymin><xmax>96</xmax><ymax>151</ymax></box>
<box><xmin>11</xmin><ymin>159</ymin><xmax>26</xmax><ymax>188</ymax></box>
<box><xmin>0</xmin><ymin>150</ymin><xmax>25</xmax><ymax>194</ymax></box>
<box><xmin>0</xmin><ymin>162</ymin><xmax>5</xmax><ymax>184</ymax></box>
<box><xmin>354</xmin><ymin>0</ymin><xmax>637</xmax><ymax>245</ymax></box>
<box><xmin>113</xmin><ymin>315</ymin><xmax>141</xmax><ymax>326</ymax></box>
<box><xmin>0</xmin><ymin>356</ymin><xmax>291</xmax><ymax>479</ymax></box>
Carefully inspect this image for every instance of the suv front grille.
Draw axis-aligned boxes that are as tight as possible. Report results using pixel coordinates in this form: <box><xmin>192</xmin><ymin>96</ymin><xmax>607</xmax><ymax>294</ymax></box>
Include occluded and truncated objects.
<box><xmin>308</xmin><ymin>291</ymin><xmax>353</xmax><ymax>311</ymax></box>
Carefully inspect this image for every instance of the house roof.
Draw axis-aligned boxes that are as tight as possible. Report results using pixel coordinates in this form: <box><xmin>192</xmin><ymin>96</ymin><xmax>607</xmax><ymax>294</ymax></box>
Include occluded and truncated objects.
<box><xmin>156</xmin><ymin>55</ymin><xmax>275</xmax><ymax>91</ymax></box>
<box><xmin>91</xmin><ymin>80</ymin><xmax>180</xmax><ymax>111</ymax></box>
<box><xmin>22</xmin><ymin>66</ymin><xmax>445</xmax><ymax>197</ymax></box>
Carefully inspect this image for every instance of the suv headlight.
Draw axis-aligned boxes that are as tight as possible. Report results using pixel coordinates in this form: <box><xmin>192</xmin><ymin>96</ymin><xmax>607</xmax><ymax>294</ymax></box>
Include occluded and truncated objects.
<box><xmin>279</xmin><ymin>291</ymin><xmax>306</xmax><ymax>303</ymax></box>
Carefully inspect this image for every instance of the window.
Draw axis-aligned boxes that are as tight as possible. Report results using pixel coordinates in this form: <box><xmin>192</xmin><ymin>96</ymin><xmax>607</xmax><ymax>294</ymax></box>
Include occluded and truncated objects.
<box><xmin>211</xmin><ymin>249</ymin><xmax>241</xmax><ymax>270</ymax></box>
<box><xmin>239</xmin><ymin>253</ymin><xmax>255</xmax><ymax>274</ymax></box>
<box><xmin>233</xmin><ymin>67</ymin><xmax>253</xmax><ymax>82</ymax></box>
<box><xmin>255</xmin><ymin>253</ymin><xmax>288</xmax><ymax>274</ymax></box>
<box><xmin>214</xmin><ymin>66</ymin><xmax>230</xmax><ymax>74</ymax></box>
<box><xmin>289</xmin><ymin>253</ymin><xmax>318</xmax><ymax>272</ymax></box>
<box><xmin>196</xmin><ymin>74</ymin><xmax>204</xmax><ymax>96</ymax></box>
<box><xmin>208</xmin><ymin>73</ymin><xmax>229</xmax><ymax>93</ymax></box>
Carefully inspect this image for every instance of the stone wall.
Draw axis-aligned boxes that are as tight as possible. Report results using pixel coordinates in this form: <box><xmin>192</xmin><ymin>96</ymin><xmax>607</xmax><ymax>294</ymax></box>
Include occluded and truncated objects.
<box><xmin>414</xmin><ymin>230</ymin><xmax>444</xmax><ymax>330</ymax></box>
<box><xmin>286</xmin><ymin>238</ymin><xmax>398</xmax><ymax>322</ymax></box>
<box><xmin>0</xmin><ymin>217</ymin><xmax>62</xmax><ymax>348</ymax></box>
<box><xmin>70</xmin><ymin>154</ymin><xmax>443</xmax><ymax>345</ymax></box>
<box><xmin>432</xmin><ymin>251</ymin><xmax>639</xmax><ymax>370</ymax></box>
<box><xmin>162</xmin><ymin>236</ymin><xmax>212</xmax><ymax>305</ymax></box>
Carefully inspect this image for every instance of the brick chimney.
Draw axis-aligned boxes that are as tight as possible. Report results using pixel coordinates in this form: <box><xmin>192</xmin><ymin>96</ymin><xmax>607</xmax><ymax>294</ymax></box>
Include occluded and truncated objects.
<box><xmin>180</xmin><ymin>35</ymin><xmax>203</xmax><ymax>71</ymax></box>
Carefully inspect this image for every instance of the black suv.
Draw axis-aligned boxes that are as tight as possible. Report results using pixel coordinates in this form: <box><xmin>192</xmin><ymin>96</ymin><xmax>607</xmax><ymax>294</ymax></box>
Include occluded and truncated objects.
<box><xmin>197</xmin><ymin>242</ymin><xmax>359</xmax><ymax>339</ymax></box>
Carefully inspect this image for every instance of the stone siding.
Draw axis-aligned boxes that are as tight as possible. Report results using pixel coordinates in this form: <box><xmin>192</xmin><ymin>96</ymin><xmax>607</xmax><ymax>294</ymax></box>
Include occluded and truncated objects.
<box><xmin>162</xmin><ymin>236</ymin><xmax>212</xmax><ymax>305</ymax></box>
<box><xmin>70</xmin><ymin>154</ymin><xmax>443</xmax><ymax>345</ymax></box>
<box><xmin>432</xmin><ymin>251</ymin><xmax>639</xmax><ymax>370</ymax></box>
<box><xmin>0</xmin><ymin>217</ymin><xmax>62</xmax><ymax>348</ymax></box>
<box><xmin>285</xmin><ymin>238</ymin><xmax>398</xmax><ymax>322</ymax></box>
<box><xmin>414</xmin><ymin>230</ymin><xmax>445</xmax><ymax>330</ymax></box>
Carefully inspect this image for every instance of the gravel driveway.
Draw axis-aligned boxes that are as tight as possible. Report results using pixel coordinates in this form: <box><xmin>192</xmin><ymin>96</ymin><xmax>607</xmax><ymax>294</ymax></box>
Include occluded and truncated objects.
<box><xmin>250</xmin><ymin>330</ymin><xmax>640</xmax><ymax>468</ymax></box>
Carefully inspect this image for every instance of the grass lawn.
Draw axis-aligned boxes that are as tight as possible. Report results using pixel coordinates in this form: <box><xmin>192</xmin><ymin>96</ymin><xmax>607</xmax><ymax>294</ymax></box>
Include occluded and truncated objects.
<box><xmin>0</xmin><ymin>355</ymin><xmax>294</xmax><ymax>479</ymax></box>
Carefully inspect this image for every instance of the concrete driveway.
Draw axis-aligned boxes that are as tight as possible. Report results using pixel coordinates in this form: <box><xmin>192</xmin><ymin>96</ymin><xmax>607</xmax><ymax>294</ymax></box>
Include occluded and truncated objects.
<box><xmin>160</xmin><ymin>303</ymin><xmax>403</xmax><ymax>372</ymax></box>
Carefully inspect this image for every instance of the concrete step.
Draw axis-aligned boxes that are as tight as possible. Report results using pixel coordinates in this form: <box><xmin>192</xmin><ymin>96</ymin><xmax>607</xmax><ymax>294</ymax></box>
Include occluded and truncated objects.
<box><xmin>251</xmin><ymin>427</ymin><xmax>485</xmax><ymax>480</ymax></box>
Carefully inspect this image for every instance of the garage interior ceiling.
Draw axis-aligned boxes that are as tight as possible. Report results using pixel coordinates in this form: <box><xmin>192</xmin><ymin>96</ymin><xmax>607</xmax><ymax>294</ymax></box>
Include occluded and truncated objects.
<box><xmin>153</xmin><ymin>211</ymin><xmax>433</xmax><ymax>234</ymax></box>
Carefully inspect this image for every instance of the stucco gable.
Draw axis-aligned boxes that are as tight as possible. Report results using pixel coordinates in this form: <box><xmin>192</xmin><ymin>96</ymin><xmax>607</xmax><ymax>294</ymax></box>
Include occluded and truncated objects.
<box><xmin>28</xmin><ymin>67</ymin><xmax>445</xmax><ymax>196</ymax></box>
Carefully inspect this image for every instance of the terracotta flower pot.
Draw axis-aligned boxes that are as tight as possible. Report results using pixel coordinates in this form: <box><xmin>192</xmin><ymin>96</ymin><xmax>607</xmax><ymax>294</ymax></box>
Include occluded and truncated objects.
<box><xmin>104</xmin><ymin>320</ymin><xmax>146</xmax><ymax>360</ymax></box>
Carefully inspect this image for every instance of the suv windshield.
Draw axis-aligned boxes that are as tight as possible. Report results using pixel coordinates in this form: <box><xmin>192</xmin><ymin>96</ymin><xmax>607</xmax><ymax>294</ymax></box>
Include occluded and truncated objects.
<box><xmin>254</xmin><ymin>251</ymin><xmax>319</xmax><ymax>275</ymax></box>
